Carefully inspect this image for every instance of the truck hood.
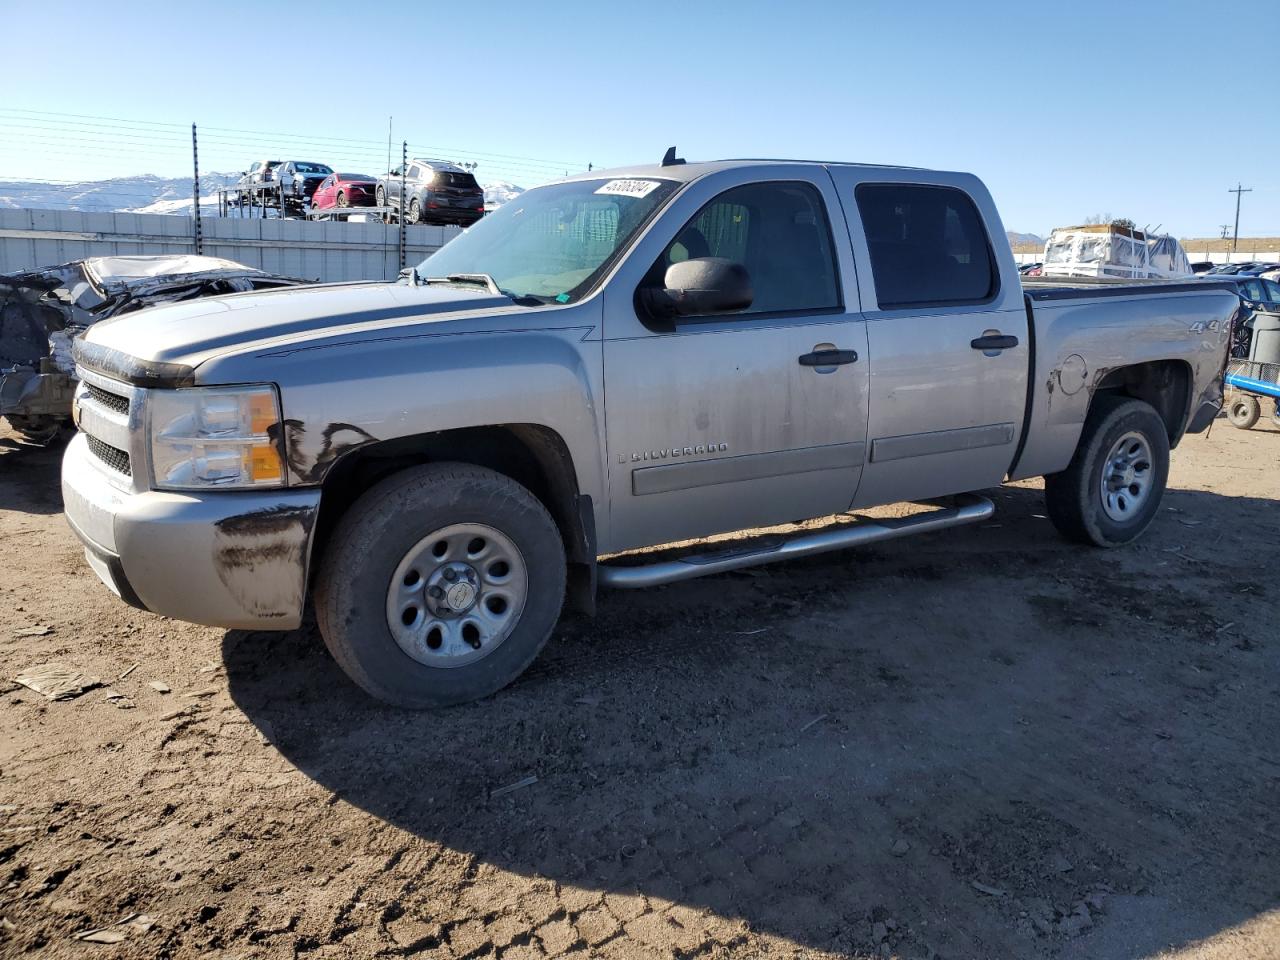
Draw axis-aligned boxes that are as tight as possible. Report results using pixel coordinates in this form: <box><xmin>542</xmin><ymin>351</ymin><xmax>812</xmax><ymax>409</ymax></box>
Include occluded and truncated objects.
<box><xmin>80</xmin><ymin>281</ymin><xmax>514</xmax><ymax>374</ymax></box>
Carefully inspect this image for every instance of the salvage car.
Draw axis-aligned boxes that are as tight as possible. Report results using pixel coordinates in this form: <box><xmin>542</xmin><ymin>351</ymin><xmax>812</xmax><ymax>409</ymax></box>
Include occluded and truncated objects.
<box><xmin>62</xmin><ymin>156</ymin><xmax>1238</xmax><ymax>708</ymax></box>
<box><xmin>376</xmin><ymin>159</ymin><xmax>485</xmax><ymax>226</ymax></box>
<box><xmin>311</xmin><ymin>173</ymin><xmax>378</xmax><ymax>209</ymax></box>
<box><xmin>1</xmin><ymin>256</ymin><xmax>302</xmax><ymax>443</ymax></box>
<box><xmin>277</xmin><ymin>160</ymin><xmax>334</xmax><ymax>205</ymax></box>
<box><xmin>1208</xmin><ymin>273</ymin><xmax>1280</xmax><ymax>358</ymax></box>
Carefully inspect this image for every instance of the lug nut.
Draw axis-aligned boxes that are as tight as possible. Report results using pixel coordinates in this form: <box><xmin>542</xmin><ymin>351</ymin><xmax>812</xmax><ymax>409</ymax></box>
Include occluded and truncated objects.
<box><xmin>429</xmin><ymin>586</ymin><xmax>444</xmax><ymax>599</ymax></box>
<box><xmin>444</xmin><ymin>569</ymin><xmax>458</xmax><ymax>581</ymax></box>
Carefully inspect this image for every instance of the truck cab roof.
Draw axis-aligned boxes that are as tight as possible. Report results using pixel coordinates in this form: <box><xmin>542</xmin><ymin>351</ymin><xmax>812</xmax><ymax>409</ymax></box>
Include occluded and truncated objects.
<box><xmin>559</xmin><ymin>158</ymin><xmax>933</xmax><ymax>186</ymax></box>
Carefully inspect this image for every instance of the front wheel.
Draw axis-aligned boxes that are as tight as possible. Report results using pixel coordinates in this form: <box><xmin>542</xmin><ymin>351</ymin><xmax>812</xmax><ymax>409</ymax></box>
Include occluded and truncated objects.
<box><xmin>1044</xmin><ymin>395</ymin><xmax>1170</xmax><ymax>547</ymax></box>
<box><xmin>409</xmin><ymin>198</ymin><xmax>421</xmax><ymax>224</ymax></box>
<box><xmin>336</xmin><ymin>191</ymin><xmax>348</xmax><ymax>208</ymax></box>
<box><xmin>1228</xmin><ymin>394</ymin><xmax>1261</xmax><ymax>429</ymax></box>
<box><xmin>314</xmin><ymin>463</ymin><xmax>566</xmax><ymax>708</ymax></box>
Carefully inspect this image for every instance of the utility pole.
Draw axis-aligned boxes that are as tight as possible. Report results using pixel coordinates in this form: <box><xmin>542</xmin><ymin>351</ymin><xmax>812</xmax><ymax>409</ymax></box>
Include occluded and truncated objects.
<box><xmin>1228</xmin><ymin>183</ymin><xmax>1252</xmax><ymax>256</ymax></box>
<box><xmin>191</xmin><ymin>123</ymin><xmax>203</xmax><ymax>255</ymax></box>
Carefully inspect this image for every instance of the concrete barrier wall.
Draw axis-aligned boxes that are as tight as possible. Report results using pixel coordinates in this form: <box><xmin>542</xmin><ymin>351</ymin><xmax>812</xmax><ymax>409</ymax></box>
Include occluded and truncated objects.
<box><xmin>0</xmin><ymin>209</ymin><xmax>461</xmax><ymax>282</ymax></box>
<box><xmin>2</xmin><ymin>208</ymin><xmax>1273</xmax><ymax>281</ymax></box>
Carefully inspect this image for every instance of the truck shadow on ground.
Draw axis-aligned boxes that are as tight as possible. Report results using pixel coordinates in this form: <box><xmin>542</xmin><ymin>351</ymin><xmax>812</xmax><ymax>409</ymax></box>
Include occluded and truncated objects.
<box><xmin>223</xmin><ymin>483</ymin><xmax>1280</xmax><ymax>958</ymax></box>
<box><xmin>0</xmin><ymin>433</ymin><xmax>68</xmax><ymax>515</ymax></box>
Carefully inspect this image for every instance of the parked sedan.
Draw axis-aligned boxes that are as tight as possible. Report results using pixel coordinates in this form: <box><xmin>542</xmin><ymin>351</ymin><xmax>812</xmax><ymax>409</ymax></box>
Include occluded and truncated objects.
<box><xmin>311</xmin><ymin>173</ymin><xmax>378</xmax><ymax>209</ymax></box>
<box><xmin>1208</xmin><ymin>274</ymin><xmax>1280</xmax><ymax>357</ymax></box>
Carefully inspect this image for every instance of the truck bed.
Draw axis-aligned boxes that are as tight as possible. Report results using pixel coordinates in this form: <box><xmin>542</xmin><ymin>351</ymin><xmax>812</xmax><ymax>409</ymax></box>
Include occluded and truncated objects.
<box><xmin>1021</xmin><ymin>275</ymin><xmax>1239</xmax><ymax>302</ymax></box>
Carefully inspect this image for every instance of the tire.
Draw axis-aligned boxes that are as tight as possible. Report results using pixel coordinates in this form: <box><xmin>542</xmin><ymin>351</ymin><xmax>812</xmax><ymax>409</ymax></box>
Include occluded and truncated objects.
<box><xmin>1228</xmin><ymin>394</ymin><xmax>1261</xmax><ymax>430</ymax></box>
<box><xmin>1043</xmin><ymin>395</ymin><xmax>1170</xmax><ymax>547</ymax></box>
<box><xmin>376</xmin><ymin>186</ymin><xmax>385</xmax><ymax>207</ymax></box>
<box><xmin>409</xmin><ymin>198</ymin><xmax>421</xmax><ymax>225</ymax></box>
<box><xmin>314</xmin><ymin>463</ymin><xmax>567</xmax><ymax>708</ymax></box>
<box><xmin>337</xmin><ymin>191</ymin><xmax>348</xmax><ymax>208</ymax></box>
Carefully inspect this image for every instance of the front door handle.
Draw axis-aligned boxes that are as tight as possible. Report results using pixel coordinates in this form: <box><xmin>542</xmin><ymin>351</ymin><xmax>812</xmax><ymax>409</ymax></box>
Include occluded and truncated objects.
<box><xmin>799</xmin><ymin>348</ymin><xmax>859</xmax><ymax>367</ymax></box>
<box><xmin>970</xmin><ymin>334</ymin><xmax>1019</xmax><ymax>351</ymax></box>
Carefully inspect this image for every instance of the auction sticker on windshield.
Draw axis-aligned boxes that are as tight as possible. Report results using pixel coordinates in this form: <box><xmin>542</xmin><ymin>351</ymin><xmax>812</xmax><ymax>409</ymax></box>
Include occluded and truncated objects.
<box><xmin>594</xmin><ymin>179</ymin><xmax>662</xmax><ymax>198</ymax></box>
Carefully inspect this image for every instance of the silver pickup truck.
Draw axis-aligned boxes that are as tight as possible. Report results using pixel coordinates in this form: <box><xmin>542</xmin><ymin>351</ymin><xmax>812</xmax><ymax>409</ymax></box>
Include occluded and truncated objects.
<box><xmin>61</xmin><ymin>157</ymin><xmax>1238</xmax><ymax>707</ymax></box>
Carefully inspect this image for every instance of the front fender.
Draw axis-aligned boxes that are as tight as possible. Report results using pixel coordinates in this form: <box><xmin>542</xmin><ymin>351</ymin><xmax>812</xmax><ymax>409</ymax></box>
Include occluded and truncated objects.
<box><xmin>196</xmin><ymin>310</ymin><xmax>607</xmax><ymax>525</ymax></box>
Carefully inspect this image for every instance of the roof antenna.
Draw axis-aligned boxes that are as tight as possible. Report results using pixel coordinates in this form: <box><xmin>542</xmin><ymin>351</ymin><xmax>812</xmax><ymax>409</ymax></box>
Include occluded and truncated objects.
<box><xmin>661</xmin><ymin>146</ymin><xmax>685</xmax><ymax>167</ymax></box>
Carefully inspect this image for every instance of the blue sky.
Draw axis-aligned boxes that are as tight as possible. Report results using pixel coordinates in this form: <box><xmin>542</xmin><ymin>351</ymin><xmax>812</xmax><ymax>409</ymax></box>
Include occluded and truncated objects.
<box><xmin>5</xmin><ymin>0</ymin><xmax>1278</xmax><ymax>237</ymax></box>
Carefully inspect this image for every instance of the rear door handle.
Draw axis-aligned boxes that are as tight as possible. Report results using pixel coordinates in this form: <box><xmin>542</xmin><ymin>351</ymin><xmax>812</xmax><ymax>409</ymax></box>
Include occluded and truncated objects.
<box><xmin>970</xmin><ymin>334</ymin><xmax>1019</xmax><ymax>351</ymax></box>
<box><xmin>799</xmin><ymin>349</ymin><xmax>859</xmax><ymax>367</ymax></box>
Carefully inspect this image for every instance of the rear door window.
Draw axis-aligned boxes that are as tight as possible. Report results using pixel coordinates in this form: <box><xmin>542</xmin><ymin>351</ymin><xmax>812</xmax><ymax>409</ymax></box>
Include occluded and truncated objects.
<box><xmin>855</xmin><ymin>183</ymin><xmax>998</xmax><ymax>309</ymax></box>
<box><xmin>650</xmin><ymin>181</ymin><xmax>840</xmax><ymax>316</ymax></box>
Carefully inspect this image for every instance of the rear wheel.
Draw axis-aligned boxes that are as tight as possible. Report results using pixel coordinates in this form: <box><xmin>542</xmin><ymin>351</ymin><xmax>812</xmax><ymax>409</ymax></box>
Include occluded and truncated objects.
<box><xmin>1228</xmin><ymin>394</ymin><xmax>1261</xmax><ymax>429</ymax></box>
<box><xmin>315</xmin><ymin>463</ymin><xmax>566</xmax><ymax>708</ymax></box>
<box><xmin>1044</xmin><ymin>395</ymin><xmax>1170</xmax><ymax>547</ymax></box>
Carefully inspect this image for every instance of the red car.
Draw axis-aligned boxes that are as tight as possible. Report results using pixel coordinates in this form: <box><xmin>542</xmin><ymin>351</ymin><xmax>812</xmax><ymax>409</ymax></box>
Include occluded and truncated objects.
<box><xmin>311</xmin><ymin>173</ymin><xmax>379</xmax><ymax>209</ymax></box>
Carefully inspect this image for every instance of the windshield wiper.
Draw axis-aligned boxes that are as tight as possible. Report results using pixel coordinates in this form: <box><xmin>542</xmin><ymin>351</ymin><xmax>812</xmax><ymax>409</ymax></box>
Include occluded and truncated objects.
<box><xmin>422</xmin><ymin>273</ymin><xmax>547</xmax><ymax>306</ymax></box>
<box><xmin>444</xmin><ymin>272</ymin><xmax>503</xmax><ymax>294</ymax></box>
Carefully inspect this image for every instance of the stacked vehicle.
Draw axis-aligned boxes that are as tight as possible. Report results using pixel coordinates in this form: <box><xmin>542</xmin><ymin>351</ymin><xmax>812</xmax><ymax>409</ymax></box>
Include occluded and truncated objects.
<box><xmin>227</xmin><ymin>156</ymin><xmax>486</xmax><ymax>226</ymax></box>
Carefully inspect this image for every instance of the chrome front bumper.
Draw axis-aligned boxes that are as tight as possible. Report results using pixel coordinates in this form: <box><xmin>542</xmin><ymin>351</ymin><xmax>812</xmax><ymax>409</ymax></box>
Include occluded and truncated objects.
<box><xmin>61</xmin><ymin>432</ymin><xmax>322</xmax><ymax>630</ymax></box>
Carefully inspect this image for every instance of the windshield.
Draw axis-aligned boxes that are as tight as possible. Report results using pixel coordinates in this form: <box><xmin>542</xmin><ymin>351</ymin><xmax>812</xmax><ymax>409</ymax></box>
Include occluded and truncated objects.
<box><xmin>417</xmin><ymin>177</ymin><xmax>679</xmax><ymax>303</ymax></box>
<box><xmin>293</xmin><ymin>162</ymin><xmax>331</xmax><ymax>174</ymax></box>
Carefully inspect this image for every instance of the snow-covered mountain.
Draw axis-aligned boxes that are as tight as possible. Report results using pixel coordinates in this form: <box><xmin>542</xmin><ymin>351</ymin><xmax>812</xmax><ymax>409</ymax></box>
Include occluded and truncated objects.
<box><xmin>1006</xmin><ymin>231</ymin><xmax>1045</xmax><ymax>248</ymax></box>
<box><xmin>483</xmin><ymin>181</ymin><xmax>524</xmax><ymax>207</ymax></box>
<box><xmin>0</xmin><ymin>173</ymin><xmax>527</xmax><ymax>215</ymax></box>
<box><xmin>0</xmin><ymin>173</ymin><xmax>240</xmax><ymax>214</ymax></box>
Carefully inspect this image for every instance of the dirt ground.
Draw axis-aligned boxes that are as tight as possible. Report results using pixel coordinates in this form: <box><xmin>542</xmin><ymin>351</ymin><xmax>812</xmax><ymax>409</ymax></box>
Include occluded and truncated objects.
<box><xmin>1</xmin><ymin>414</ymin><xmax>1278</xmax><ymax>960</ymax></box>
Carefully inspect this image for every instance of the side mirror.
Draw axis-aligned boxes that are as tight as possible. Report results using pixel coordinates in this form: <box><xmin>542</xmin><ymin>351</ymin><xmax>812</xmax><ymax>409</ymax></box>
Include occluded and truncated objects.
<box><xmin>651</xmin><ymin>258</ymin><xmax>753</xmax><ymax>319</ymax></box>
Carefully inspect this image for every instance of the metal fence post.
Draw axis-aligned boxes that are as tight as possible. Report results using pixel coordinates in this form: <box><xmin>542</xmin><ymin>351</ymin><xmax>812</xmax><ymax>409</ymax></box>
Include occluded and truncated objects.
<box><xmin>399</xmin><ymin>140</ymin><xmax>408</xmax><ymax>271</ymax></box>
<box><xmin>191</xmin><ymin>123</ymin><xmax>203</xmax><ymax>255</ymax></box>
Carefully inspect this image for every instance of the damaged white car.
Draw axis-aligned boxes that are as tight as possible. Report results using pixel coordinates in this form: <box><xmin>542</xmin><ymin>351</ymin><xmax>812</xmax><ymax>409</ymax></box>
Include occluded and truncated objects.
<box><xmin>0</xmin><ymin>255</ymin><xmax>303</xmax><ymax>443</ymax></box>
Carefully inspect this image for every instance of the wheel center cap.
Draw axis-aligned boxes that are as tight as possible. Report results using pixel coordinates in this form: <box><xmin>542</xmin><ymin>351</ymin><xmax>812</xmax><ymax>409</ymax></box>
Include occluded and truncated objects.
<box><xmin>445</xmin><ymin>581</ymin><xmax>476</xmax><ymax>611</ymax></box>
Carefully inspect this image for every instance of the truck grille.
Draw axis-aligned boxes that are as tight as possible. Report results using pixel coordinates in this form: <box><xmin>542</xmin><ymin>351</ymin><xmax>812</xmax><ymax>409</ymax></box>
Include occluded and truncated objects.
<box><xmin>86</xmin><ymin>435</ymin><xmax>131</xmax><ymax>476</ymax></box>
<box><xmin>84</xmin><ymin>381</ymin><xmax>130</xmax><ymax>414</ymax></box>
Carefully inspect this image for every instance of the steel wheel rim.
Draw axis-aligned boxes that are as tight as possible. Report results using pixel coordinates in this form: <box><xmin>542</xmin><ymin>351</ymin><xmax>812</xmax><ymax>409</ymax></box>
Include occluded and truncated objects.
<box><xmin>385</xmin><ymin>522</ymin><xmax>528</xmax><ymax>668</ymax></box>
<box><xmin>1099</xmin><ymin>430</ymin><xmax>1153</xmax><ymax>522</ymax></box>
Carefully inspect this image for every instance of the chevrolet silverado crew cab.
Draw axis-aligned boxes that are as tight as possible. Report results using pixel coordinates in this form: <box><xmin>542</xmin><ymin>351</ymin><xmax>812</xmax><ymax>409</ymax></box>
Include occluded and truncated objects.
<box><xmin>62</xmin><ymin>156</ymin><xmax>1238</xmax><ymax>708</ymax></box>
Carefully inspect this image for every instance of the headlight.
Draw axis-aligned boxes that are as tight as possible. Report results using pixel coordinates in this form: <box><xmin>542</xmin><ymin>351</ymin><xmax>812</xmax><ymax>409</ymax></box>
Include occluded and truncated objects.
<box><xmin>148</xmin><ymin>385</ymin><xmax>285</xmax><ymax>490</ymax></box>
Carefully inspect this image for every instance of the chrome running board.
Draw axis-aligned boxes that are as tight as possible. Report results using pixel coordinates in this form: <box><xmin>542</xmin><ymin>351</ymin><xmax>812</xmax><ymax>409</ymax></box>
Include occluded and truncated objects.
<box><xmin>598</xmin><ymin>493</ymin><xmax>994</xmax><ymax>589</ymax></box>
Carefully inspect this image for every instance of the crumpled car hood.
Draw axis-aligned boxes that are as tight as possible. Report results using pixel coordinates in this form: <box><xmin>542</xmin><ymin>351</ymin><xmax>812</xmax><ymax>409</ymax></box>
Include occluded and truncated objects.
<box><xmin>2</xmin><ymin>257</ymin><xmax>303</xmax><ymax>375</ymax></box>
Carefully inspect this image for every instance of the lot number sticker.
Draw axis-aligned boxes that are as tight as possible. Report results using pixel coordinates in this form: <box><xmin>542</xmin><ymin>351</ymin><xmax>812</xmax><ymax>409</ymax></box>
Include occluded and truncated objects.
<box><xmin>594</xmin><ymin>179</ymin><xmax>661</xmax><ymax>198</ymax></box>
